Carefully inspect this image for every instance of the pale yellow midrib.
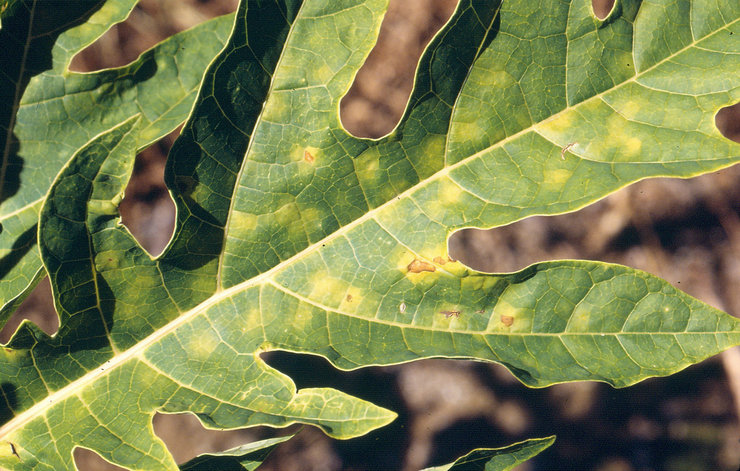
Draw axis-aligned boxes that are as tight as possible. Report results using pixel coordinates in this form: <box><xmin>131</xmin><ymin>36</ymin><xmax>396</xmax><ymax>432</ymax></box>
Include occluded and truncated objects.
<box><xmin>1</xmin><ymin>13</ymin><xmax>737</xmax><ymax>442</ymax></box>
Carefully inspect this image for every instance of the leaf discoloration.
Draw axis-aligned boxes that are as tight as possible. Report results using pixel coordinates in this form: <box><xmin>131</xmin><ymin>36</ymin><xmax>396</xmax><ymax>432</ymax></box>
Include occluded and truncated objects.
<box><xmin>407</xmin><ymin>259</ymin><xmax>436</xmax><ymax>273</ymax></box>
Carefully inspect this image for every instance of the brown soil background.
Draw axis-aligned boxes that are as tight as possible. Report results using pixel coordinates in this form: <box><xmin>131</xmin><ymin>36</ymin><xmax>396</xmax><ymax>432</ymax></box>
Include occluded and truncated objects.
<box><xmin>4</xmin><ymin>1</ymin><xmax>740</xmax><ymax>470</ymax></box>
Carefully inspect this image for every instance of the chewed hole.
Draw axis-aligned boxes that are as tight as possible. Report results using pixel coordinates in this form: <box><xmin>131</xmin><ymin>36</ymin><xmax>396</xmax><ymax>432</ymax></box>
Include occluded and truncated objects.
<box><xmin>592</xmin><ymin>0</ymin><xmax>615</xmax><ymax>20</ymax></box>
<box><xmin>0</xmin><ymin>278</ymin><xmax>57</xmax><ymax>343</ymax></box>
<box><xmin>339</xmin><ymin>0</ymin><xmax>458</xmax><ymax>138</ymax></box>
<box><xmin>716</xmin><ymin>102</ymin><xmax>740</xmax><ymax>143</ymax></box>
<box><xmin>69</xmin><ymin>0</ymin><xmax>237</xmax><ymax>72</ymax></box>
<box><xmin>118</xmin><ymin>130</ymin><xmax>178</xmax><ymax>257</ymax></box>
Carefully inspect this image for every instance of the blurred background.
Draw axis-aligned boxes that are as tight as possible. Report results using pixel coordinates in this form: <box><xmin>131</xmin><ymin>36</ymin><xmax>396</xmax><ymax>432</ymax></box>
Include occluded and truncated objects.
<box><xmin>3</xmin><ymin>0</ymin><xmax>740</xmax><ymax>469</ymax></box>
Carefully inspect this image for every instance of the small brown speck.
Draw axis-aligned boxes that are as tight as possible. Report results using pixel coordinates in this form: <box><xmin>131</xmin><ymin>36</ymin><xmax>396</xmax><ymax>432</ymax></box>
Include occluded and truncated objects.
<box><xmin>433</xmin><ymin>256</ymin><xmax>447</xmax><ymax>265</ymax></box>
<box><xmin>10</xmin><ymin>442</ymin><xmax>19</xmax><ymax>459</ymax></box>
<box><xmin>346</xmin><ymin>294</ymin><xmax>352</xmax><ymax>302</ymax></box>
<box><xmin>304</xmin><ymin>150</ymin><xmax>315</xmax><ymax>164</ymax></box>
<box><xmin>475</xmin><ymin>309</ymin><xmax>485</xmax><ymax>314</ymax></box>
<box><xmin>560</xmin><ymin>142</ymin><xmax>576</xmax><ymax>160</ymax></box>
<box><xmin>501</xmin><ymin>315</ymin><xmax>514</xmax><ymax>326</ymax></box>
<box><xmin>407</xmin><ymin>259</ymin><xmax>436</xmax><ymax>273</ymax></box>
<box><xmin>441</xmin><ymin>310</ymin><xmax>460</xmax><ymax>318</ymax></box>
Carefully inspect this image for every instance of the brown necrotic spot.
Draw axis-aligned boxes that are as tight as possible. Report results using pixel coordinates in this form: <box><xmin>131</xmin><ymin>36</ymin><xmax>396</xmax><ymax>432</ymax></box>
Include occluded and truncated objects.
<box><xmin>441</xmin><ymin>310</ymin><xmax>460</xmax><ymax>318</ymax></box>
<box><xmin>407</xmin><ymin>259</ymin><xmax>436</xmax><ymax>273</ymax></box>
<box><xmin>304</xmin><ymin>150</ymin><xmax>315</xmax><ymax>163</ymax></box>
<box><xmin>346</xmin><ymin>294</ymin><xmax>353</xmax><ymax>302</ymax></box>
<box><xmin>433</xmin><ymin>256</ymin><xmax>447</xmax><ymax>265</ymax></box>
<box><xmin>501</xmin><ymin>315</ymin><xmax>514</xmax><ymax>326</ymax></box>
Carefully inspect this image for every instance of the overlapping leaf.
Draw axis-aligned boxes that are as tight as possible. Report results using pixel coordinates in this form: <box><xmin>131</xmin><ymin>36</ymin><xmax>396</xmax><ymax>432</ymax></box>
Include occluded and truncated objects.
<box><xmin>0</xmin><ymin>0</ymin><xmax>232</xmax><ymax>319</ymax></box>
<box><xmin>421</xmin><ymin>436</ymin><xmax>555</xmax><ymax>471</ymax></box>
<box><xmin>0</xmin><ymin>0</ymin><xmax>738</xmax><ymax>469</ymax></box>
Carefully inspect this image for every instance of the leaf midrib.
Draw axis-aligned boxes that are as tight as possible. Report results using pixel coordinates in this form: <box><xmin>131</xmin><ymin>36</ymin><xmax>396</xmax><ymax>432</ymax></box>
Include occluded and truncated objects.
<box><xmin>1</xmin><ymin>8</ymin><xmax>737</xmax><ymax>442</ymax></box>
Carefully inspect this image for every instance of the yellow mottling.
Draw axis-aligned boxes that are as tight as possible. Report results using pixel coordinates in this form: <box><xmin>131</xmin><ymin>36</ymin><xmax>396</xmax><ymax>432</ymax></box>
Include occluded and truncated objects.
<box><xmin>355</xmin><ymin>147</ymin><xmax>383</xmax><ymax>186</ymax></box>
<box><xmin>420</xmin><ymin>134</ymin><xmax>445</xmax><ymax>157</ymax></box>
<box><xmin>619</xmin><ymin>100</ymin><xmax>642</xmax><ymax>120</ymax></box>
<box><xmin>544</xmin><ymin>168</ymin><xmax>573</xmax><ymax>187</ymax></box>
<box><xmin>567</xmin><ymin>304</ymin><xmax>592</xmax><ymax>332</ymax></box>
<box><xmin>189</xmin><ymin>330</ymin><xmax>221</xmax><ymax>359</ymax></box>
<box><xmin>438</xmin><ymin>178</ymin><xmax>462</xmax><ymax>206</ymax></box>
<box><xmin>314</xmin><ymin>64</ymin><xmax>334</xmax><ymax>84</ymax></box>
<box><xmin>241</xmin><ymin>308</ymin><xmax>261</xmax><ymax>326</ymax></box>
<box><xmin>489</xmin><ymin>69</ymin><xmax>516</xmax><ymax>88</ymax></box>
<box><xmin>290</xmin><ymin>303</ymin><xmax>315</xmax><ymax>331</ymax></box>
<box><xmin>230</xmin><ymin>211</ymin><xmax>259</xmax><ymax>232</ymax></box>
<box><xmin>624</xmin><ymin>136</ymin><xmax>642</xmax><ymax>156</ymax></box>
<box><xmin>462</xmin><ymin>274</ymin><xmax>500</xmax><ymax>292</ymax></box>
<box><xmin>450</xmin><ymin>121</ymin><xmax>486</xmax><ymax>144</ymax></box>
<box><xmin>603</xmin><ymin>114</ymin><xmax>642</xmax><ymax>159</ymax></box>
<box><xmin>537</xmin><ymin>109</ymin><xmax>576</xmax><ymax>136</ymax></box>
<box><xmin>301</xmin><ymin>206</ymin><xmax>321</xmax><ymax>226</ymax></box>
<box><xmin>262</xmin><ymin>95</ymin><xmax>291</xmax><ymax>123</ymax></box>
<box><xmin>309</xmin><ymin>273</ymin><xmax>348</xmax><ymax>307</ymax></box>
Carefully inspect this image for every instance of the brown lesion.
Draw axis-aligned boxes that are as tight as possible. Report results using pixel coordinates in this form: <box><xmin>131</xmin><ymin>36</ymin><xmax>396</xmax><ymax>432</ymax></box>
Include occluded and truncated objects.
<box><xmin>303</xmin><ymin>150</ymin><xmax>315</xmax><ymax>164</ymax></box>
<box><xmin>501</xmin><ymin>315</ymin><xmax>514</xmax><ymax>327</ymax></box>
<box><xmin>440</xmin><ymin>310</ymin><xmax>460</xmax><ymax>318</ymax></box>
<box><xmin>407</xmin><ymin>259</ymin><xmax>436</xmax><ymax>273</ymax></box>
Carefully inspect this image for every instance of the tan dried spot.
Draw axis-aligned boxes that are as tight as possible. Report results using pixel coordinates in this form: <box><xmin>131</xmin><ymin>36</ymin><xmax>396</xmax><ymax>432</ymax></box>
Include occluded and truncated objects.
<box><xmin>441</xmin><ymin>310</ymin><xmax>460</xmax><ymax>318</ymax></box>
<box><xmin>407</xmin><ymin>259</ymin><xmax>436</xmax><ymax>273</ymax></box>
<box><xmin>433</xmin><ymin>256</ymin><xmax>447</xmax><ymax>265</ymax></box>
<box><xmin>501</xmin><ymin>315</ymin><xmax>514</xmax><ymax>327</ymax></box>
<box><xmin>304</xmin><ymin>150</ymin><xmax>315</xmax><ymax>164</ymax></box>
<box><xmin>346</xmin><ymin>294</ymin><xmax>352</xmax><ymax>302</ymax></box>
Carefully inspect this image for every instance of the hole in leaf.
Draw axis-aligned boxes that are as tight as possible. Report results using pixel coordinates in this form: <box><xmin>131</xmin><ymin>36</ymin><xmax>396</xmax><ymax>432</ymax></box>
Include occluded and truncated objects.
<box><xmin>119</xmin><ymin>129</ymin><xmax>178</xmax><ymax>257</ymax></box>
<box><xmin>0</xmin><ymin>278</ymin><xmax>57</xmax><ymax>343</ymax></box>
<box><xmin>716</xmin><ymin>102</ymin><xmax>740</xmax><ymax>143</ymax></box>
<box><xmin>69</xmin><ymin>0</ymin><xmax>237</xmax><ymax>72</ymax></box>
<box><xmin>591</xmin><ymin>0</ymin><xmax>615</xmax><ymax>20</ymax></box>
<box><xmin>339</xmin><ymin>0</ymin><xmax>458</xmax><ymax>138</ymax></box>
<box><xmin>73</xmin><ymin>447</ymin><xmax>127</xmax><ymax>471</ymax></box>
<box><xmin>152</xmin><ymin>411</ymin><xmax>262</xmax><ymax>465</ymax></box>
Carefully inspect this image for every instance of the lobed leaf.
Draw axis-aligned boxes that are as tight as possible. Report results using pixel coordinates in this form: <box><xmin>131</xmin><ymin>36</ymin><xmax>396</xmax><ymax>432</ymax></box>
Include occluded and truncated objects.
<box><xmin>178</xmin><ymin>434</ymin><xmax>293</xmax><ymax>471</ymax></box>
<box><xmin>0</xmin><ymin>0</ymin><xmax>232</xmax><ymax>319</ymax></box>
<box><xmin>421</xmin><ymin>436</ymin><xmax>555</xmax><ymax>471</ymax></box>
<box><xmin>0</xmin><ymin>0</ymin><xmax>738</xmax><ymax>470</ymax></box>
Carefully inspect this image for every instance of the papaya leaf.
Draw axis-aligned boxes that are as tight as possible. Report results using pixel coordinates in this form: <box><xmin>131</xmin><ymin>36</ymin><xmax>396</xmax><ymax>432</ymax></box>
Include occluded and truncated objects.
<box><xmin>0</xmin><ymin>0</ymin><xmax>232</xmax><ymax>320</ymax></box>
<box><xmin>0</xmin><ymin>0</ymin><xmax>738</xmax><ymax>470</ymax></box>
<box><xmin>421</xmin><ymin>436</ymin><xmax>555</xmax><ymax>471</ymax></box>
<box><xmin>178</xmin><ymin>434</ymin><xmax>293</xmax><ymax>471</ymax></box>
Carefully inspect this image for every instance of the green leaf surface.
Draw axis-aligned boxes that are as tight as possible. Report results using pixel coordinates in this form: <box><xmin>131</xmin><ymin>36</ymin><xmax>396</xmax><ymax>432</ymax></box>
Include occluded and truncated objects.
<box><xmin>0</xmin><ymin>0</ymin><xmax>738</xmax><ymax>470</ymax></box>
<box><xmin>178</xmin><ymin>434</ymin><xmax>293</xmax><ymax>471</ymax></box>
<box><xmin>421</xmin><ymin>436</ymin><xmax>555</xmax><ymax>471</ymax></box>
<box><xmin>0</xmin><ymin>0</ymin><xmax>232</xmax><ymax>319</ymax></box>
